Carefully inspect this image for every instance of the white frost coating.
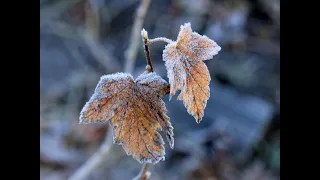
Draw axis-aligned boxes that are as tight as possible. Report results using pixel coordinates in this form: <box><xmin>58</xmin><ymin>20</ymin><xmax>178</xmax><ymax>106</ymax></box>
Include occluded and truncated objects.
<box><xmin>136</xmin><ymin>72</ymin><xmax>169</xmax><ymax>98</ymax></box>
<box><xmin>100</xmin><ymin>72</ymin><xmax>133</xmax><ymax>81</ymax></box>
<box><xmin>80</xmin><ymin>72</ymin><xmax>134</xmax><ymax>124</ymax></box>
<box><xmin>162</xmin><ymin>22</ymin><xmax>221</xmax><ymax>98</ymax></box>
<box><xmin>190</xmin><ymin>33</ymin><xmax>221</xmax><ymax>60</ymax></box>
<box><xmin>215</xmin><ymin>43</ymin><xmax>222</xmax><ymax>51</ymax></box>
<box><xmin>161</xmin><ymin>22</ymin><xmax>220</xmax><ymax>122</ymax></box>
<box><xmin>135</xmin><ymin>72</ymin><xmax>174</xmax><ymax>153</ymax></box>
<box><xmin>178</xmin><ymin>22</ymin><xmax>221</xmax><ymax>61</ymax></box>
<box><xmin>93</xmin><ymin>72</ymin><xmax>134</xmax><ymax>99</ymax></box>
<box><xmin>163</xmin><ymin>42</ymin><xmax>187</xmax><ymax>98</ymax></box>
<box><xmin>135</xmin><ymin>72</ymin><xmax>151</xmax><ymax>82</ymax></box>
<box><xmin>174</xmin><ymin>22</ymin><xmax>221</xmax><ymax>60</ymax></box>
<box><xmin>148</xmin><ymin>37</ymin><xmax>174</xmax><ymax>44</ymax></box>
<box><xmin>136</xmin><ymin>72</ymin><xmax>168</xmax><ymax>86</ymax></box>
<box><xmin>141</xmin><ymin>28</ymin><xmax>148</xmax><ymax>39</ymax></box>
<box><xmin>79</xmin><ymin>70</ymin><xmax>172</xmax><ymax>164</ymax></box>
<box><xmin>180</xmin><ymin>22</ymin><xmax>192</xmax><ymax>31</ymax></box>
<box><xmin>163</xmin><ymin>41</ymin><xmax>176</xmax><ymax>54</ymax></box>
<box><xmin>79</xmin><ymin>102</ymin><xmax>92</xmax><ymax>124</ymax></box>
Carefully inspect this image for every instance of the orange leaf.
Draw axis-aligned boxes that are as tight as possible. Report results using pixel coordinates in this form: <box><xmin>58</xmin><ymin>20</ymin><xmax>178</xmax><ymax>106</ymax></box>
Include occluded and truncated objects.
<box><xmin>80</xmin><ymin>72</ymin><xmax>174</xmax><ymax>164</ymax></box>
<box><xmin>163</xmin><ymin>23</ymin><xmax>221</xmax><ymax>123</ymax></box>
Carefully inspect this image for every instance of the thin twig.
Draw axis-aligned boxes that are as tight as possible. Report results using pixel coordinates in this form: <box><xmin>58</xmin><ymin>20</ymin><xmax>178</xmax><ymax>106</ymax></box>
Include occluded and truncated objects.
<box><xmin>124</xmin><ymin>0</ymin><xmax>152</xmax><ymax>74</ymax></box>
<box><xmin>141</xmin><ymin>29</ymin><xmax>153</xmax><ymax>72</ymax></box>
<box><xmin>133</xmin><ymin>163</ymin><xmax>151</xmax><ymax>180</ymax></box>
<box><xmin>84</xmin><ymin>0</ymin><xmax>101</xmax><ymax>42</ymax></box>
<box><xmin>141</xmin><ymin>29</ymin><xmax>171</xmax><ymax>94</ymax></box>
<box><xmin>68</xmin><ymin>129</ymin><xmax>113</xmax><ymax>180</ymax></box>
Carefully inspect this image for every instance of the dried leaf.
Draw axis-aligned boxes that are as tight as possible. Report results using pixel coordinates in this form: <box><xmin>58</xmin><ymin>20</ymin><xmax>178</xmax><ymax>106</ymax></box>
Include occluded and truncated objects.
<box><xmin>163</xmin><ymin>23</ymin><xmax>221</xmax><ymax>123</ymax></box>
<box><xmin>80</xmin><ymin>72</ymin><xmax>174</xmax><ymax>164</ymax></box>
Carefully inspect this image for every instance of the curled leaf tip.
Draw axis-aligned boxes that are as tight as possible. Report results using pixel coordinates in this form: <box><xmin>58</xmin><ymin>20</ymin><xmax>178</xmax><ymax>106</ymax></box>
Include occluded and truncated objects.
<box><xmin>196</xmin><ymin>118</ymin><xmax>202</xmax><ymax>124</ymax></box>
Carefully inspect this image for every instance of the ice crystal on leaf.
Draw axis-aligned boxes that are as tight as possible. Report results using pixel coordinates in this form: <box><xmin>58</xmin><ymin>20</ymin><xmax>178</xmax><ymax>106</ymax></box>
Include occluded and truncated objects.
<box><xmin>162</xmin><ymin>22</ymin><xmax>221</xmax><ymax>123</ymax></box>
<box><xmin>80</xmin><ymin>72</ymin><xmax>174</xmax><ymax>164</ymax></box>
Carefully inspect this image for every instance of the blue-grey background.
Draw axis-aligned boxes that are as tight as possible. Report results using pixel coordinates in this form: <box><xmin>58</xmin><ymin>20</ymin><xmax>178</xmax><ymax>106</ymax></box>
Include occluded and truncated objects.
<box><xmin>40</xmin><ymin>0</ymin><xmax>280</xmax><ymax>179</ymax></box>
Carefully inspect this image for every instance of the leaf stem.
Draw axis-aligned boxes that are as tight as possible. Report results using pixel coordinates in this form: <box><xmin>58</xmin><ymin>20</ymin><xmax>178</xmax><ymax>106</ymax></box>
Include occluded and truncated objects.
<box><xmin>147</xmin><ymin>37</ymin><xmax>173</xmax><ymax>45</ymax></box>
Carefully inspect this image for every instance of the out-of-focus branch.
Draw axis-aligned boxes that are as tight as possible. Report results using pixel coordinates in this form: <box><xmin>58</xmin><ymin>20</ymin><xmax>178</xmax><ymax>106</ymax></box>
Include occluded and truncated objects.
<box><xmin>68</xmin><ymin>1</ymin><xmax>153</xmax><ymax>180</ymax></box>
<box><xmin>84</xmin><ymin>0</ymin><xmax>101</xmax><ymax>42</ymax></box>
<box><xmin>47</xmin><ymin>21</ymin><xmax>120</xmax><ymax>72</ymax></box>
<box><xmin>124</xmin><ymin>0</ymin><xmax>151</xmax><ymax>74</ymax></box>
<box><xmin>42</xmin><ymin>0</ymin><xmax>121</xmax><ymax>72</ymax></box>
<box><xmin>40</xmin><ymin>0</ymin><xmax>83</xmax><ymax>28</ymax></box>
<box><xmin>68</xmin><ymin>129</ymin><xmax>113</xmax><ymax>180</ymax></box>
<box><xmin>69</xmin><ymin>1</ymin><xmax>152</xmax><ymax>179</ymax></box>
<box><xmin>67</xmin><ymin>1</ymin><xmax>117</xmax><ymax>179</ymax></box>
<box><xmin>83</xmin><ymin>0</ymin><xmax>122</xmax><ymax>72</ymax></box>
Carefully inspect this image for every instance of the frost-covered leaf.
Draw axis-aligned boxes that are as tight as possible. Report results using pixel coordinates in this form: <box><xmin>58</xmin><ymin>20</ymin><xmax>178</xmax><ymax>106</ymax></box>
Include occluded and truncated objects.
<box><xmin>80</xmin><ymin>72</ymin><xmax>174</xmax><ymax>164</ymax></box>
<box><xmin>163</xmin><ymin>22</ymin><xmax>221</xmax><ymax>123</ymax></box>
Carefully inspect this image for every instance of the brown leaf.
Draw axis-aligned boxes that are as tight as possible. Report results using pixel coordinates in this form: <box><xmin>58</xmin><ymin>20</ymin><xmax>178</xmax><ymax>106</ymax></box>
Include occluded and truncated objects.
<box><xmin>80</xmin><ymin>72</ymin><xmax>174</xmax><ymax>164</ymax></box>
<box><xmin>163</xmin><ymin>23</ymin><xmax>221</xmax><ymax>123</ymax></box>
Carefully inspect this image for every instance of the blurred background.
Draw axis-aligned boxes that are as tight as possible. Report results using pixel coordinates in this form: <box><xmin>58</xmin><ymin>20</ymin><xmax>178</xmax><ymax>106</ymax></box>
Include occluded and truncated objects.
<box><xmin>40</xmin><ymin>0</ymin><xmax>280</xmax><ymax>179</ymax></box>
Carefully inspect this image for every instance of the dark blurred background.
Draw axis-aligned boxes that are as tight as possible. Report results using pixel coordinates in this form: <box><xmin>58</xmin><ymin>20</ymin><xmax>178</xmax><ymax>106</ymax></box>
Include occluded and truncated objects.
<box><xmin>40</xmin><ymin>0</ymin><xmax>280</xmax><ymax>179</ymax></box>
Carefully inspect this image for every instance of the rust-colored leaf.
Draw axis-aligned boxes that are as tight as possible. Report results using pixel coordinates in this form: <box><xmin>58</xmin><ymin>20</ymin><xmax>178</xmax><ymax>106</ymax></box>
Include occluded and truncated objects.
<box><xmin>80</xmin><ymin>72</ymin><xmax>174</xmax><ymax>164</ymax></box>
<box><xmin>163</xmin><ymin>23</ymin><xmax>221</xmax><ymax>123</ymax></box>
